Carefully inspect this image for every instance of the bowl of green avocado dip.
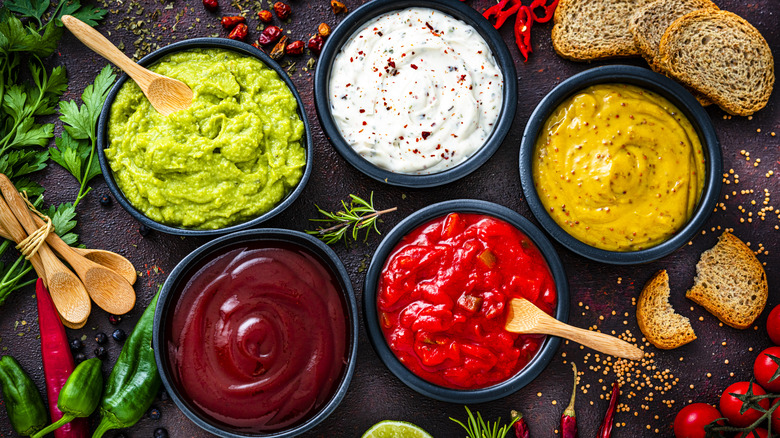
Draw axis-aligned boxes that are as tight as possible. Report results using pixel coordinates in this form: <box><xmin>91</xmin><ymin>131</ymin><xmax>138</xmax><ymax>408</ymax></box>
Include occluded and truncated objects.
<box><xmin>98</xmin><ymin>39</ymin><xmax>312</xmax><ymax>235</ymax></box>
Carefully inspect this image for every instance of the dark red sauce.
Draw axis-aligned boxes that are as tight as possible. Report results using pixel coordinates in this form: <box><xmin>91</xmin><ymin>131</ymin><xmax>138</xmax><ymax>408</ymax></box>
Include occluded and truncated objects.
<box><xmin>168</xmin><ymin>244</ymin><xmax>348</xmax><ymax>432</ymax></box>
<box><xmin>377</xmin><ymin>213</ymin><xmax>557</xmax><ymax>389</ymax></box>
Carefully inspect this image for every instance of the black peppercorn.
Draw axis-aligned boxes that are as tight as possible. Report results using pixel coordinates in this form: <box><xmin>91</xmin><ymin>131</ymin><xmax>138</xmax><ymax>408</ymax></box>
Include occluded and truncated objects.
<box><xmin>94</xmin><ymin>346</ymin><xmax>107</xmax><ymax>359</ymax></box>
<box><xmin>99</xmin><ymin>193</ymin><xmax>113</xmax><ymax>206</ymax></box>
<box><xmin>149</xmin><ymin>407</ymin><xmax>161</xmax><ymax>420</ymax></box>
<box><xmin>95</xmin><ymin>332</ymin><xmax>108</xmax><ymax>344</ymax></box>
<box><xmin>112</xmin><ymin>329</ymin><xmax>127</xmax><ymax>342</ymax></box>
<box><xmin>139</xmin><ymin>224</ymin><xmax>151</xmax><ymax>236</ymax></box>
<box><xmin>108</xmin><ymin>314</ymin><xmax>122</xmax><ymax>325</ymax></box>
<box><xmin>74</xmin><ymin>352</ymin><xmax>86</xmax><ymax>362</ymax></box>
<box><xmin>70</xmin><ymin>339</ymin><xmax>83</xmax><ymax>351</ymax></box>
<box><xmin>154</xmin><ymin>427</ymin><xmax>168</xmax><ymax>438</ymax></box>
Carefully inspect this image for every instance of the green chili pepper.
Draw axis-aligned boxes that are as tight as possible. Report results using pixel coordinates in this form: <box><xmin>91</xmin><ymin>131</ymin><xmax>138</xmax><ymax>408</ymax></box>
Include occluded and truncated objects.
<box><xmin>0</xmin><ymin>356</ymin><xmax>47</xmax><ymax>436</ymax></box>
<box><xmin>92</xmin><ymin>291</ymin><xmax>161</xmax><ymax>438</ymax></box>
<box><xmin>31</xmin><ymin>358</ymin><xmax>103</xmax><ymax>438</ymax></box>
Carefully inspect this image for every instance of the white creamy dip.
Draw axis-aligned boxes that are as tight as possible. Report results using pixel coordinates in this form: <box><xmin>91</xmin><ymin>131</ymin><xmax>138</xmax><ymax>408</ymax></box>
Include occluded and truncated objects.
<box><xmin>329</xmin><ymin>7</ymin><xmax>504</xmax><ymax>175</ymax></box>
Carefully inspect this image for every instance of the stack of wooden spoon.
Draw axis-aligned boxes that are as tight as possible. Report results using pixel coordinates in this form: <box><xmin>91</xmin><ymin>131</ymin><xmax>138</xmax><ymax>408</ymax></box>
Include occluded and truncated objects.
<box><xmin>0</xmin><ymin>174</ymin><xmax>136</xmax><ymax>328</ymax></box>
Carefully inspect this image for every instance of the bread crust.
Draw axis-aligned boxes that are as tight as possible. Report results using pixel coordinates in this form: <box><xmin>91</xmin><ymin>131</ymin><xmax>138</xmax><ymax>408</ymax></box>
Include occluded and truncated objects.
<box><xmin>658</xmin><ymin>9</ymin><xmax>775</xmax><ymax>116</ymax></box>
<box><xmin>637</xmin><ymin>270</ymin><xmax>697</xmax><ymax>350</ymax></box>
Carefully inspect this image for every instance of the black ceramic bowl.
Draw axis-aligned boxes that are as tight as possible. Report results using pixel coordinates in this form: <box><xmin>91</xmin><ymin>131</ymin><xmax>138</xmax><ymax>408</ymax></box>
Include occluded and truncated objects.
<box><xmin>314</xmin><ymin>0</ymin><xmax>517</xmax><ymax>188</ymax></box>
<box><xmin>153</xmin><ymin>229</ymin><xmax>358</xmax><ymax>438</ymax></box>
<box><xmin>97</xmin><ymin>38</ymin><xmax>313</xmax><ymax>236</ymax></box>
<box><xmin>363</xmin><ymin>200</ymin><xmax>569</xmax><ymax>403</ymax></box>
<box><xmin>519</xmin><ymin>65</ymin><xmax>722</xmax><ymax>265</ymax></box>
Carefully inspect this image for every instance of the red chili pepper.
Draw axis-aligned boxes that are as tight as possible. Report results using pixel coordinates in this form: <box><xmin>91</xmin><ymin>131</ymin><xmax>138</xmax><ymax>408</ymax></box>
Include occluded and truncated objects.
<box><xmin>308</xmin><ymin>34</ymin><xmax>324</xmax><ymax>54</ymax></box>
<box><xmin>36</xmin><ymin>278</ymin><xmax>88</xmax><ymax>438</ymax></box>
<box><xmin>561</xmin><ymin>362</ymin><xmax>578</xmax><ymax>438</ymax></box>
<box><xmin>529</xmin><ymin>0</ymin><xmax>559</xmax><ymax>23</ymax></box>
<box><xmin>485</xmin><ymin>0</ymin><xmax>522</xmax><ymax>29</ymax></box>
<box><xmin>258</xmin><ymin>25</ymin><xmax>283</xmax><ymax>45</ymax></box>
<box><xmin>514</xmin><ymin>5</ymin><xmax>534</xmax><ymax>61</ymax></box>
<box><xmin>257</xmin><ymin>10</ymin><xmax>273</xmax><ymax>23</ymax></box>
<box><xmin>511</xmin><ymin>410</ymin><xmax>530</xmax><ymax>438</ymax></box>
<box><xmin>273</xmin><ymin>2</ymin><xmax>291</xmax><ymax>20</ymax></box>
<box><xmin>202</xmin><ymin>0</ymin><xmax>218</xmax><ymax>12</ymax></box>
<box><xmin>597</xmin><ymin>382</ymin><xmax>620</xmax><ymax>438</ymax></box>
<box><xmin>220</xmin><ymin>15</ymin><xmax>245</xmax><ymax>29</ymax></box>
<box><xmin>228</xmin><ymin>23</ymin><xmax>248</xmax><ymax>41</ymax></box>
<box><xmin>286</xmin><ymin>40</ymin><xmax>304</xmax><ymax>55</ymax></box>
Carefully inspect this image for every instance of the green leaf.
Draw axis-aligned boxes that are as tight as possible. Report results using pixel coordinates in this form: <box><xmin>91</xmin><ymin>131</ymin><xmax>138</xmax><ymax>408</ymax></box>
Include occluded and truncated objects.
<box><xmin>4</xmin><ymin>0</ymin><xmax>50</xmax><ymax>26</ymax></box>
<box><xmin>56</xmin><ymin>1</ymin><xmax>106</xmax><ymax>26</ymax></box>
<box><xmin>50</xmin><ymin>130</ymin><xmax>85</xmax><ymax>179</ymax></box>
<box><xmin>1</xmin><ymin>149</ymin><xmax>49</xmax><ymax>177</ymax></box>
<box><xmin>42</xmin><ymin>202</ymin><xmax>78</xmax><ymax>244</ymax></box>
<box><xmin>7</xmin><ymin>117</ymin><xmax>53</xmax><ymax>147</ymax></box>
<box><xmin>12</xmin><ymin>177</ymin><xmax>44</xmax><ymax>198</ymax></box>
<box><xmin>59</xmin><ymin>65</ymin><xmax>114</xmax><ymax>141</ymax></box>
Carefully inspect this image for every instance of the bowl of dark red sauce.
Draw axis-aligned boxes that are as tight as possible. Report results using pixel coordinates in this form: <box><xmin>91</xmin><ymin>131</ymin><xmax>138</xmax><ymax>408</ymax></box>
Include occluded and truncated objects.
<box><xmin>153</xmin><ymin>229</ymin><xmax>358</xmax><ymax>437</ymax></box>
<box><xmin>363</xmin><ymin>199</ymin><xmax>569</xmax><ymax>403</ymax></box>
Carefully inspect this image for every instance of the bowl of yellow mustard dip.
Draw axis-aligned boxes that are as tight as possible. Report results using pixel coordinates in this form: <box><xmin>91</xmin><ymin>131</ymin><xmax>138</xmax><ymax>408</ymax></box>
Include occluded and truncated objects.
<box><xmin>97</xmin><ymin>38</ymin><xmax>312</xmax><ymax>236</ymax></box>
<box><xmin>519</xmin><ymin>65</ymin><xmax>721</xmax><ymax>264</ymax></box>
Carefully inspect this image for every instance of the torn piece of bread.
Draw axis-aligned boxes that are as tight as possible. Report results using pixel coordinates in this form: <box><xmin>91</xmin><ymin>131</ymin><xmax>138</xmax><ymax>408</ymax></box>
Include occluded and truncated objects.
<box><xmin>637</xmin><ymin>270</ymin><xmax>697</xmax><ymax>349</ymax></box>
<box><xmin>629</xmin><ymin>0</ymin><xmax>718</xmax><ymax>71</ymax></box>
<box><xmin>552</xmin><ymin>0</ymin><xmax>653</xmax><ymax>61</ymax></box>
<box><xmin>686</xmin><ymin>232</ymin><xmax>768</xmax><ymax>329</ymax></box>
<box><xmin>658</xmin><ymin>9</ymin><xmax>775</xmax><ymax>116</ymax></box>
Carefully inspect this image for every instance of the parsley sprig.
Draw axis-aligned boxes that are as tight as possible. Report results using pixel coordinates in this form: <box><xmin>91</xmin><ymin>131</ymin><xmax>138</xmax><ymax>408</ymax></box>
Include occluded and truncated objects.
<box><xmin>306</xmin><ymin>193</ymin><xmax>397</xmax><ymax>245</ymax></box>
<box><xmin>450</xmin><ymin>406</ymin><xmax>519</xmax><ymax>438</ymax></box>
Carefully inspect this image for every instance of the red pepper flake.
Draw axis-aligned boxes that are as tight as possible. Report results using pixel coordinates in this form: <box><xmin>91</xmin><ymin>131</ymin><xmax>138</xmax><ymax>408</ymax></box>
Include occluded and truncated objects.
<box><xmin>257</xmin><ymin>10</ymin><xmax>273</xmax><ymax>23</ymax></box>
<box><xmin>330</xmin><ymin>0</ymin><xmax>348</xmax><ymax>14</ymax></box>
<box><xmin>362</xmin><ymin>121</ymin><xmax>367</xmax><ymax>126</ymax></box>
<box><xmin>258</xmin><ymin>25</ymin><xmax>283</xmax><ymax>45</ymax></box>
<box><xmin>359</xmin><ymin>109</ymin><xmax>366</xmax><ymax>113</ymax></box>
<box><xmin>421</xmin><ymin>131</ymin><xmax>431</xmax><ymax>140</ymax></box>
<box><xmin>202</xmin><ymin>0</ymin><xmax>218</xmax><ymax>12</ymax></box>
<box><xmin>273</xmin><ymin>2</ymin><xmax>291</xmax><ymax>20</ymax></box>
<box><xmin>228</xmin><ymin>23</ymin><xmax>248</xmax><ymax>41</ymax></box>
<box><xmin>411</xmin><ymin>64</ymin><xmax>418</xmax><ymax>70</ymax></box>
<box><xmin>221</xmin><ymin>15</ymin><xmax>245</xmax><ymax>29</ymax></box>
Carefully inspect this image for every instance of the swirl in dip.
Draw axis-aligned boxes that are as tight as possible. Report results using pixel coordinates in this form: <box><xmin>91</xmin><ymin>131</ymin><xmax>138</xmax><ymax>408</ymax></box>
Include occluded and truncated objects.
<box><xmin>532</xmin><ymin>84</ymin><xmax>706</xmax><ymax>251</ymax></box>
<box><xmin>168</xmin><ymin>243</ymin><xmax>347</xmax><ymax>432</ymax></box>
<box><xmin>329</xmin><ymin>7</ymin><xmax>503</xmax><ymax>175</ymax></box>
<box><xmin>377</xmin><ymin>213</ymin><xmax>556</xmax><ymax>389</ymax></box>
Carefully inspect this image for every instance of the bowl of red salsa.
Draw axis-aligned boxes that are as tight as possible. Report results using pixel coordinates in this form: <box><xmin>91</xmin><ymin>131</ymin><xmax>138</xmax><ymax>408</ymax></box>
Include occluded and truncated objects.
<box><xmin>364</xmin><ymin>200</ymin><xmax>569</xmax><ymax>403</ymax></box>
<box><xmin>152</xmin><ymin>229</ymin><xmax>358</xmax><ymax>437</ymax></box>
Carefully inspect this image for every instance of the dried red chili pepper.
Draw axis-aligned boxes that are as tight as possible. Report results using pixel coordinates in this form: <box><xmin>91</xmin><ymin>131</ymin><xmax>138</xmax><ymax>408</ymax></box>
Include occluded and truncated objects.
<box><xmin>529</xmin><ymin>0</ymin><xmax>559</xmax><ymax>23</ymax></box>
<box><xmin>257</xmin><ymin>10</ymin><xmax>273</xmax><ymax>23</ymax></box>
<box><xmin>221</xmin><ymin>15</ymin><xmax>245</xmax><ymax>29</ymax></box>
<box><xmin>331</xmin><ymin>0</ymin><xmax>348</xmax><ymax>14</ymax></box>
<box><xmin>597</xmin><ymin>382</ymin><xmax>620</xmax><ymax>438</ymax></box>
<box><xmin>318</xmin><ymin>22</ymin><xmax>331</xmax><ymax>37</ymax></box>
<box><xmin>484</xmin><ymin>0</ymin><xmax>521</xmax><ymax>29</ymax></box>
<box><xmin>308</xmin><ymin>34</ymin><xmax>324</xmax><ymax>54</ymax></box>
<box><xmin>514</xmin><ymin>5</ymin><xmax>533</xmax><ymax>61</ymax></box>
<box><xmin>286</xmin><ymin>40</ymin><xmax>304</xmax><ymax>55</ymax></box>
<box><xmin>510</xmin><ymin>410</ymin><xmax>529</xmax><ymax>438</ymax></box>
<box><xmin>270</xmin><ymin>36</ymin><xmax>288</xmax><ymax>60</ymax></box>
<box><xmin>273</xmin><ymin>2</ymin><xmax>291</xmax><ymax>20</ymax></box>
<box><xmin>37</xmin><ymin>279</ymin><xmax>89</xmax><ymax>438</ymax></box>
<box><xmin>228</xmin><ymin>23</ymin><xmax>248</xmax><ymax>41</ymax></box>
<box><xmin>258</xmin><ymin>25</ymin><xmax>283</xmax><ymax>45</ymax></box>
<box><xmin>561</xmin><ymin>363</ymin><xmax>578</xmax><ymax>438</ymax></box>
<box><xmin>202</xmin><ymin>0</ymin><xmax>218</xmax><ymax>12</ymax></box>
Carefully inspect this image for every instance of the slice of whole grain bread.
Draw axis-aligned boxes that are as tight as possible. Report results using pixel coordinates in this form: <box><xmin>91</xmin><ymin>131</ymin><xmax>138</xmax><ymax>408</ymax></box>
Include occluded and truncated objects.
<box><xmin>658</xmin><ymin>9</ymin><xmax>775</xmax><ymax>116</ymax></box>
<box><xmin>686</xmin><ymin>232</ymin><xmax>768</xmax><ymax>329</ymax></box>
<box><xmin>629</xmin><ymin>0</ymin><xmax>718</xmax><ymax>71</ymax></box>
<box><xmin>552</xmin><ymin>0</ymin><xmax>653</xmax><ymax>61</ymax></box>
<box><xmin>637</xmin><ymin>270</ymin><xmax>697</xmax><ymax>350</ymax></box>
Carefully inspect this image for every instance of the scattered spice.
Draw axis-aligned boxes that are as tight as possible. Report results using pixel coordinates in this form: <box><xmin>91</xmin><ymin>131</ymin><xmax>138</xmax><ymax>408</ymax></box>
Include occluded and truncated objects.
<box><xmin>273</xmin><ymin>2</ymin><xmax>291</xmax><ymax>20</ymax></box>
<box><xmin>318</xmin><ymin>22</ymin><xmax>331</xmax><ymax>37</ymax></box>
<box><xmin>220</xmin><ymin>15</ymin><xmax>245</xmax><ymax>29</ymax></box>
<box><xmin>227</xmin><ymin>22</ymin><xmax>247</xmax><ymax>41</ymax></box>
<box><xmin>257</xmin><ymin>10</ymin><xmax>273</xmax><ymax>23</ymax></box>
<box><xmin>202</xmin><ymin>0</ymin><xmax>218</xmax><ymax>13</ymax></box>
<box><xmin>308</xmin><ymin>34</ymin><xmax>324</xmax><ymax>54</ymax></box>
<box><xmin>258</xmin><ymin>25</ymin><xmax>283</xmax><ymax>45</ymax></box>
<box><xmin>286</xmin><ymin>40</ymin><xmax>304</xmax><ymax>55</ymax></box>
<box><xmin>331</xmin><ymin>0</ymin><xmax>348</xmax><ymax>14</ymax></box>
<box><xmin>270</xmin><ymin>35</ymin><xmax>288</xmax><ymax>60</ymax></box>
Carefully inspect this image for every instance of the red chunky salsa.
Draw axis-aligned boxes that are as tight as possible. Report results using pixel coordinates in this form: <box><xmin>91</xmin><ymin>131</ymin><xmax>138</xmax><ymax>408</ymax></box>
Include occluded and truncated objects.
<box><xmin>377</xmin><ymin>212</ymin><xmax>556</xmax><ymax>389</ymax></box>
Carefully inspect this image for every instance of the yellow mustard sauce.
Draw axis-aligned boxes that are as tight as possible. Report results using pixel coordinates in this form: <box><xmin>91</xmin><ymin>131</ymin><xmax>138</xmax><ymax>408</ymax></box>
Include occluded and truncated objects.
<box><xmin>532</xmin><ymin>84</ymin><xmax>706</xmax><ymax>251</ymax></box>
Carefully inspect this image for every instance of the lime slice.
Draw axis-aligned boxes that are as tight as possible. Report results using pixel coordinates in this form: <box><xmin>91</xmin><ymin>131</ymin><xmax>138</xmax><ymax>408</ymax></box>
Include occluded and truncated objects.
<box><xmin>361</xmin><ymin>420</ymin><xmax>434</xmax><ymax>438</ymax></box>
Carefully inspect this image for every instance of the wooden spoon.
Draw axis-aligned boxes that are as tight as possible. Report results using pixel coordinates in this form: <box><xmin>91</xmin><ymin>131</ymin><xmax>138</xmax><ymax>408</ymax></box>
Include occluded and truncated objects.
<box><xmin>0</xmin><ymin>175</ymin><xmax>135</xmax><ymax>316</ymax></box>
<box><xmin>505</xmin><ymin>298</ymin><xmax>645</xmax><ymax>361</ymax></box>
<box><xmin>0</xmin><ymin>186</ymin><xmax>90</xmax><ymax>326</ymax></box>
<box><xmin>0</xmin><ymin>223</ymin><xmax>137</xmax><ymax>286</ymax></box>
<box><xmin>61</xmin><ymin>15</ymin><xmax>193</xmax><ymax>116</ymax></box>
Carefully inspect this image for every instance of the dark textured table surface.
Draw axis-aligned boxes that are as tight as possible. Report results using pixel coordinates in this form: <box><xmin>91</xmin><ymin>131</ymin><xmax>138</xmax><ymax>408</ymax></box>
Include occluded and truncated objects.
<box><xmin>0</xmin><ymin>0</ymin><xmax>778</xmax><ymax>437</ymax></box>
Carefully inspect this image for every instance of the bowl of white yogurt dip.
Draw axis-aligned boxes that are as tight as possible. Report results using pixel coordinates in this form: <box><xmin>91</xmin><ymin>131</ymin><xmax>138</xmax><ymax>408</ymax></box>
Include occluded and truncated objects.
<box><xmin>314</xmin><ymin>0</ymin><xmax>517</xmax><ymax>188</ymax></box>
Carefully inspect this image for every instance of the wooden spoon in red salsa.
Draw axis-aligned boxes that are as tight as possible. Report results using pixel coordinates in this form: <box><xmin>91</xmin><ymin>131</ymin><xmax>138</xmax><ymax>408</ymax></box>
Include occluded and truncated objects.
<box><xmin>377</xmin><ymin>212</ymin><xmax>556</xmax><ymax>390</ymax></box>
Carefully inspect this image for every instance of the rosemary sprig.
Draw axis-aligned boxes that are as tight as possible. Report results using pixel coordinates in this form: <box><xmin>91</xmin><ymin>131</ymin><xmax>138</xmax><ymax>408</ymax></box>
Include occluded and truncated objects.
<box><xmin>450</xmin><ymin>406</ymin><xmax>519</xmax><ymax>438</ymax></box>
<box><xmin>306</xmin><ymin>193</ymin><xmax>397</xmax><ymax>245</ymax></box>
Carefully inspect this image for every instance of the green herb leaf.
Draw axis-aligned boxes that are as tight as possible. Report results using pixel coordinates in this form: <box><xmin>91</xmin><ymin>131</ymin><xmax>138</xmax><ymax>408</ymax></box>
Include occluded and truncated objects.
<box><xmin>55</xmin><ymin>1</ymin><xmax>106</xmax><ymax>26</ymax></box>
<box><xmin>50</xmin><ymin>130</ymin><xmax>85</xmax><ymax>178</ymax></box>
<box><xmin>4</xmin><ymin>0</ymin><xmax>50</xmax><ymax>27</ymax></box>
<box><xmin>41</xmin><ymin>202</ymin><xmax>78</xmax><ymax>244</ymax></box>
<box><xmin>305</xmin><ymin>192</ymin><xmax>396</xmax><ymax>245</ymax></box>
<box><xmin>59</xmin><ymin>64</ymin><xmax>114</xmax><ymax>141</ymax></box>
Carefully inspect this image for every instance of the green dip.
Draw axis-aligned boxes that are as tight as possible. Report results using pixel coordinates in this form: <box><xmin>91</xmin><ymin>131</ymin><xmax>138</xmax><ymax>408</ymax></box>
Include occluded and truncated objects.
<box><xmin>106</xmin><ymin>48</ymin><xmax>305</xmax><ymax>230</ymax></box>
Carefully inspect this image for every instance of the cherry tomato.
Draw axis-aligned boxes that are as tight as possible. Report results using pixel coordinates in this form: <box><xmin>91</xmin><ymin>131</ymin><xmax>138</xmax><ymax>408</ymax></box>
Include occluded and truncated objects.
<box><xmin>736</xmin><ymin>428</ymin><xmax>768</xmax><ymax>438</ymax></box>
<box><xmin>719</xmin><ymin>382</ymin><xmax>770</xmax><ymax>427</ymax></box>
<box><xmin>673</xmin><ymin>403</ymin><xmax>723</xmax><ymax>438</ymax></box>
<box><xmin>768</xmin><ymin>304</ymin><xmax>780</xmax><ymax>345</ymax></box>
<box><xmin>754</xmin><ymin>346</ymin><xmax>780</xmax><ymax>392</ymax></box>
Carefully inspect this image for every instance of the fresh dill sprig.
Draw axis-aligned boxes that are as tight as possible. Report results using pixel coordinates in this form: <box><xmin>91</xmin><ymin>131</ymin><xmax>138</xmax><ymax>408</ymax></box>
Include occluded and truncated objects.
<box><xmin>450</xmin><ymin>406</ymin><xmax>519</xmax><ymax>438</ymax></box>
<box><xmin>306</xmin><ymin>192</ymin><xmax>397</xmax><ymax>245</ymax></box>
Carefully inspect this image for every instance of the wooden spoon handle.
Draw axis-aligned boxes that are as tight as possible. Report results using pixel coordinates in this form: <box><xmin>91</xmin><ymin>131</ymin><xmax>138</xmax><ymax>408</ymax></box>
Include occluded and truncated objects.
<box><xmin>0</xmin><ymin>196</ymin><xmax>47</xmax><ymax>285</ymax></box>
<box><xmin>538</xmin><ymin>318</ymin><xmax>645</xmax><ymax>361</ymax></box>
<box><xmin>61</xmin><ymin>15</ymin><xmax>155</xmax><ymax>89</ymax></box>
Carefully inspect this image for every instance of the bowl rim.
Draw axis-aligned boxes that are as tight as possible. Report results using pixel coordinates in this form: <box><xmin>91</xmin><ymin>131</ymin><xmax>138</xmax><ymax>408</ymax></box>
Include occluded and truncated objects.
<box><xmin>152</xmin><ymin>228</ymin><xmax>359</xmax><ymax>438</ymax></box>
<box><xmin>362</xmin><ymin>199</ymin><xmax>569</xmax><ymax>403</ymax></box>
<box><xmin>313</xmin><ymin>0</ymin><xmax>518</xmax><ymax>188</ymax></box>
<box><xmin>97</xmin><ymin>38</ymin><xmax>313</xmax><ymax>236</ymax></box>
<box><xmin>518</xmin><ymin>65</ymin><xmax>722</xmax><ymax>265</ymax></box>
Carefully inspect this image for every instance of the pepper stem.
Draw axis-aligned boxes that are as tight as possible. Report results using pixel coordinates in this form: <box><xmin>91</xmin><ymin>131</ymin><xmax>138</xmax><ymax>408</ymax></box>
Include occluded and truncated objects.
<box><xmin>564</xmin><ymin>362</ymin><xmax>578</xmax><ymax>417</ymax></box>
<box><xmin>91</xmin><ymin>417</ymin><xmax>116</xmax><ymax>438</ymax></box>
<box><xmin>31</xmin><ymin>414</ymin><xmax>74</xmax><ymax>438</ymax></box>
